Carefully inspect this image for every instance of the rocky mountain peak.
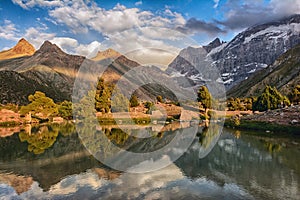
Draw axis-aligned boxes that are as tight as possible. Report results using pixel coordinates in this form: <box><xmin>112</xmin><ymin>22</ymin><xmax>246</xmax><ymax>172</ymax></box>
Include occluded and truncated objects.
<box><xmin>36</xmin><ymin>41</ymin><xmax>65</xmax><ymax>55</ymax></box>
<box><xmin>92</xmin><ymin>48</ymin><xmax>121</xmax><ymax>61</ymax></box>
<box><xmin>11</xmin><ymin>38</ymin><xmax>35</xmax><ymax>55</ymax></box>
<box><xmin>203</xmin><ymin>38</ymin><xmax>222</xmax><ymax>53</ymax></box>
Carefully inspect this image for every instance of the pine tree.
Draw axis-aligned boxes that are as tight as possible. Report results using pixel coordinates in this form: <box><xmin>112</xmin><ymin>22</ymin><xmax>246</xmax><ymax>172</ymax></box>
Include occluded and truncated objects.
<box><xmin>253</xmin><ymin>86</ymin><xmax>290</xmax><ymax>112</ymax></box>
<box><xmin>95</xmin><ymin>78</ymin><xmax>113</xmax><ymax>113</ymax></box>
<box><xmin>197</xmin><ymin>86</ymin><xmax>212</xmax><ymax>118</ymax></box>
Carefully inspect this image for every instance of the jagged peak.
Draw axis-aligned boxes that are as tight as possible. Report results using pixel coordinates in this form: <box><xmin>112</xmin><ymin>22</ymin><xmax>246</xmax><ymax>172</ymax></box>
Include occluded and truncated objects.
<box><xmin>11</xmin><ymin>38</ymin><xmax>35</xmax><ymax>55</ymax></box>
<box><xmin>37</xmin><ymin>40</ymin><xmax>65</xmax><ymax>54</ymax></box>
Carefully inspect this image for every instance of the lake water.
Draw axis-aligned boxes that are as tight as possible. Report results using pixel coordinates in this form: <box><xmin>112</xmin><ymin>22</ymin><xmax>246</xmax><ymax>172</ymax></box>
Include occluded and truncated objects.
<box><xmin>0</xmin><ymin>123</ymin><xmax>299</xmax><ymax>200</ymax></box>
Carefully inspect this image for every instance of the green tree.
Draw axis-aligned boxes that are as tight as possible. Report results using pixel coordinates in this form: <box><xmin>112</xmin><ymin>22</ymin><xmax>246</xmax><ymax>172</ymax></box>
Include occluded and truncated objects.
<box><xmin>130</xmin><ymin>94</ymin><xmax>139</xmax><ymax>107</ymax></box>
<box><xmin>197</xmin><ymin>86</ymin><xmax>212</xmax><ymax>118</ymax></box>
<box><xmin>58</xmin><ymin>101</ymin><xmax>73</xmax><ymax>120</ymax></box>
<box><xmin>227</xmin><ymin>97</ymin><xmax>238</xmax><ymax>111</ymax></box>
<box><xmin>20</xmin><ymin>91</ymin><xmax>58</xmax><ymax>119</ymax></box>
<box><xmin>253</xmin><ymin>86</ymin><xmax>290</xmax><ymax>112</ymax></box>
<box><xmin>95</xmin><ymin>78</ymin><xmax>114</xmax><ymax>113</ymax></box>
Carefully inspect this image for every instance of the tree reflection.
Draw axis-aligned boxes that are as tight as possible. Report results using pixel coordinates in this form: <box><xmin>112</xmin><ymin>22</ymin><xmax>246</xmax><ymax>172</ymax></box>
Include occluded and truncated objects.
<box><xmin>19</xmin><ymin>125</ymin><xmax>59</xmax><ymax>154</ymax></box>
<box><xmin>198</xmin><ymin>122</ymin><xmax>221</xmax><ymax>149</ymax></box>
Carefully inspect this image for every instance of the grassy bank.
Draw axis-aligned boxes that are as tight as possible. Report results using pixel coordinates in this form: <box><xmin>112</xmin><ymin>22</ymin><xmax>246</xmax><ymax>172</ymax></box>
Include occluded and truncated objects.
<box><xmin>225</xmin><ymin>118</ymin><xmax>300</xmax><ymax>135</ymax></box>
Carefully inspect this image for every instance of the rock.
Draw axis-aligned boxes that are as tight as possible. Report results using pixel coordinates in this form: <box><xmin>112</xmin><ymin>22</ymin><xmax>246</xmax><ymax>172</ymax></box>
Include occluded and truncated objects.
<box><xmin>290</xmin><ymin>119</ymin><xmax>298</xmax><ymax>125</ymax></box>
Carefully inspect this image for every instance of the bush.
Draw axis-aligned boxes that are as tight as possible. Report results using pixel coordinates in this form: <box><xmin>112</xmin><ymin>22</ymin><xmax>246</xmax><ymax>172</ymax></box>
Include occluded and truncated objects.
<box><xmin>130</xmin><ymin>95</ymin><xmax>139</xmax><ymax>107</ymax></box>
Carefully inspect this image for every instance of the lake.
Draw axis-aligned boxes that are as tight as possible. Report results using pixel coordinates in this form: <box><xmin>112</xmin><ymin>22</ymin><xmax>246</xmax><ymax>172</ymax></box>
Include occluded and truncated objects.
<box><xmin>0</xmin><ymin>122</ymin><xmax>299</xmax><ymax>199</ymax></box>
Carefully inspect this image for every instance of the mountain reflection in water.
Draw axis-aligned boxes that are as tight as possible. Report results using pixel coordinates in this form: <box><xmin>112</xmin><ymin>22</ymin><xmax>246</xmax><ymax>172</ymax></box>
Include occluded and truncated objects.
<box><xmin>0</xmin><ymin>122</ymin><xmax>299</xmax><ymax>199</ymax></box>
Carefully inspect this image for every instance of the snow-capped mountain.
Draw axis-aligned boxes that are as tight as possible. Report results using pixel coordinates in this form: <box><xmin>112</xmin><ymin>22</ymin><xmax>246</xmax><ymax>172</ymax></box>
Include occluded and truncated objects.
<box><xmin>167</xmin><ymin>14</ymin><xmax>300</xmax><ymax>89</ymax></box>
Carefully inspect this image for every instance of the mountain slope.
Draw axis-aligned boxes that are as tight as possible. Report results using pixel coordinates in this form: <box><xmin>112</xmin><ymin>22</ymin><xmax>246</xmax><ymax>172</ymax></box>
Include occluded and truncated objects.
<box><xmin>227</xmin><ymin>44</ymin><xmax>300</xmax><ymax>97</ymax></box>
<box><xmin>0</xmin><ymin>71</ymin><xmax>69</xmax><ymax>105</ymax></box>
<box><xmin>167</xmin><ymin>14</ymin><xmax>300</xmax><ymax>89</ymax></box>
<box><xmin>0</xmin><ymin>41</ymin><xmax>86</xmax><ymax>103</ymax></box>
<box><xmin>0</xmin><ymin>38</ymin><xmax>35</xmax><ymax>60</ymax></box>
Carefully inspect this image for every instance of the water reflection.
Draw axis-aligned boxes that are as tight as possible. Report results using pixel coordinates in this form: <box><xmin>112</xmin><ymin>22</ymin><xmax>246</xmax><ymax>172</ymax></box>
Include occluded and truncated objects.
<box><xmin>19</xmin><ymin>125</ymin><xmax>59</xmax><ymax>154</ymax></box>
<box><xmin>0</xmin><ymin>123</ymin><xmax>299</xmax><ymax>199</ymax></box>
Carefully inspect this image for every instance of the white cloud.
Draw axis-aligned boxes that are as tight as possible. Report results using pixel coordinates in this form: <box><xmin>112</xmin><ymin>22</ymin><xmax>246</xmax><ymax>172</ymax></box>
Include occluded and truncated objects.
<box><xmin>48</xmin><ymin>2</ymin><xmax>155</xmax><ymax>35</ymax></box>
<box><xmin>0</xmin><ymin>20</ymin><xmax>19</xmax><ymax>41</ymax></box>
<box><xmin>75</xmin><ymin>41</ymin><xmax>102</xmax><ymax>58</ymax></box>
<box><xmin>135</xmin><ymin>1</ymin><xmax>142</xmax><ymax>6</ymax></box>
<box><xmin>270</xmin><ymin>0</ymin><xmax>300</xmax><ymax>17</ymax></box>
<box><xmin>213</xmin><ymin>0</ymin><xmax>219</xmax><ymax>8</ymax></box>
<box><xmin>24</xmin><ymin>27</ymin><xmax>56</xmax><ymax>49</ymax></box>
<box><xmin>50</xmin><ymin>37</ymin><xmax>78</xmax><ymax>49</ymax></box>
<box><xmin>23</xmin><ymin>27</ymin><xmax>101</xmax><ymax>57</ymax></box>
<box><xmin>11</xmin><ymin>0</ymin><xmax>63</xmax><ymax>10</ymax></box>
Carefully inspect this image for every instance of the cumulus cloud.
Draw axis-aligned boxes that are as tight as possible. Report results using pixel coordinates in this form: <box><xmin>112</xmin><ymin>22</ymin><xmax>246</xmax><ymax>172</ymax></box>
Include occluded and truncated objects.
<box><xmin>23</xmin><ymin>27</ymin><xmax>101</xmax><ymax>57</ymax></box>
<box><xmin>11</xmin><ymin>0</ymin><xmax>63</xmax><ymax>9</ymax></box>
<box><xmin>75</xmin><ymin>41</ymin><xmax>102</xmax><ymax>58</ymax></box>
<box><xmin>0</xmin><ymin>20</ymin><xmax>19</xmax><ymax>41</ymax></box>
<box><xmin>24</xmin><ymin>27</ymin><xmax>56</xmax><ymax>49</ymax></box>
<box><xmin>47</xmin><ymin>1</ymin><xmax>187</xmax><ymax>36</ymax></box>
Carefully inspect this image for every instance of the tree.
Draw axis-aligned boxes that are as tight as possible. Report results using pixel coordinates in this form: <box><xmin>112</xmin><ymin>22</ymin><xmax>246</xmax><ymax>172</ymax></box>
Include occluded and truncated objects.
<box><xmin>95</xmin><ymin>78</ymin><xmax>114</xmax><ymax>113</ymax></box>
<box><xmin>73</xmin><ymin>90</ymin><xmax>97</xmax><ymax>119</ymax></box>
<box><xmin>130</xmin><ymin>94</ymin><xmax>139</xmax><ymax>107</ymax></box>
<box><xmin>20</xmin><ymin>91</ymin><xmax>58</xmax><ymax>119</ymax></box>
<box><xmin>111</xmin><ymin>88</ymin><xmax>129</xmax><ymax>112</ymax></box>
<box><xmin>197</xmin><ymin>86</ymin><xmax>212</xmax><ymax>118</ymax></box>
<box><xmin>144</xmin><ymin>101</ymin><xmax>154</xmax><ymax>114</ymax></box>
<box><xmin>58</xmin><ymin>101</ymin><xmax>73</xmax><ymax>120</ymax></box>
<box><xmin>253</xmin><ymin>85</ymin><xmax>290</xmax><ymax>112</ymax></box>
<box><xmin>156</xmin><ymin>95</ymin><xmax>163</xmax><ymax>103</ymax></box>
<box><xmin>289</xmin><ymin>85</ymin><xmax>300</xmax><ymax>104</ymax></box>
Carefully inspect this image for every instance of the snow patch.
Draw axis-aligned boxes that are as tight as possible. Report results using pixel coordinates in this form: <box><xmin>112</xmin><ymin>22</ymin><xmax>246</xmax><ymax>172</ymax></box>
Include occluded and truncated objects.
<box><xmin>243</xmin><ymin>23</ymin><xmax>300</xmax><ymax>44</ymax></box>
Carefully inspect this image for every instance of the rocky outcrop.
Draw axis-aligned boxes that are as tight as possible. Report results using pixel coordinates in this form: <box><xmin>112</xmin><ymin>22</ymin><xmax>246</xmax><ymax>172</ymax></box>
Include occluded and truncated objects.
<box><xmin>203</xmin><ymin>38</ymin><xmax>222</xmax><ymax>53</ymax></box>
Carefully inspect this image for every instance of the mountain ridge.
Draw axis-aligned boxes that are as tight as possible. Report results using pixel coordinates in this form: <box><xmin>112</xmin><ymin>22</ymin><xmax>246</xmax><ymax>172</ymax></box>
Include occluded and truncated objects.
<box><xmin>166</xmin><ymin>14</ymin><xmax>300</xmax><ymax>89</ymax></box>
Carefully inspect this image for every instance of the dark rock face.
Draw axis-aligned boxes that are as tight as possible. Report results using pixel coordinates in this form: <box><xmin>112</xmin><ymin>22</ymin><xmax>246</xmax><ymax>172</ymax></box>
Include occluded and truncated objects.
<box><xmin>167</xmin><ymin>15</ymin><xmax>300</xmax><ymax>89</ymax></box>
<box><xmin>227</xmin><ymin>44</ymin><xmax>300</xmax><ymax>97</ymax></box>
<box><xmin>0</xmin><ymin>71</ymin><xmax>68</xmax><ymax>105</ymax></box>
<box><xmin>203</xmin><ymin>38</ymin><xmax>222</xmax><ymax>53</ymax></box>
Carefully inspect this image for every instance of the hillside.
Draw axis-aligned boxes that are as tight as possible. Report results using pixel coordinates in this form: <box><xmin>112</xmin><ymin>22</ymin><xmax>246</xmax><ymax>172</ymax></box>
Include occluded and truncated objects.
<box><xmin>227</xmin><ymin>44</ymin><xmax>300</xmax><ymax>97</ymax></box>
<box><xmin>0</xmin><ymin>38</ymin><xmax>35</xmax><ymax>60</ymax></box>
<box><xmin>0</xmin><ymin>71</ymin><xmax>69</xmax><ymax>105</ymax></box>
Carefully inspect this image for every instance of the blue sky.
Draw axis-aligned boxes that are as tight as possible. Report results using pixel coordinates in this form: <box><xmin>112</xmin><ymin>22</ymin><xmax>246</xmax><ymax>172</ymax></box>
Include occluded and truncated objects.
<box><xmin>0</xmin><ymin>0</ymin><xmax>299</xmax><ymax>60</ymax></box>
